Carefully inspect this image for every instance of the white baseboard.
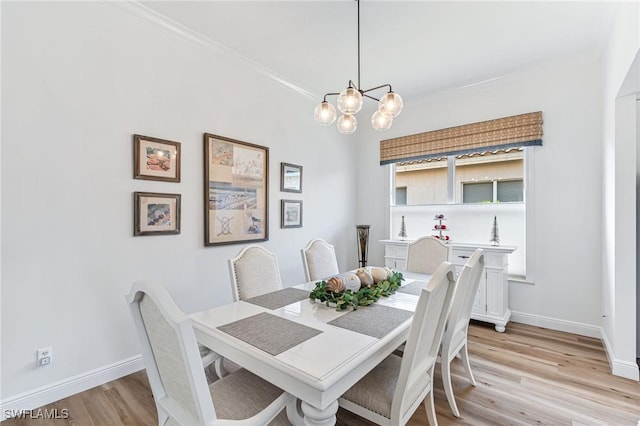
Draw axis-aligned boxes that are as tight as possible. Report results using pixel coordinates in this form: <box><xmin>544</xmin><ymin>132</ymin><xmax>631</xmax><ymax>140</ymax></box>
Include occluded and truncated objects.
<box><xmin>0</xmin><ymin>356</ymin><xmax>144</xmax><ymax>420</ymax></box>
<box><xmin>510</xmin><ymin>311</ymin><xmax>601</xmax><ymax>338</ymax></box>
<box><xmin>600</xmin><ymin>329</ymin><xmax>640</xmax><ymax>381</ymax></box>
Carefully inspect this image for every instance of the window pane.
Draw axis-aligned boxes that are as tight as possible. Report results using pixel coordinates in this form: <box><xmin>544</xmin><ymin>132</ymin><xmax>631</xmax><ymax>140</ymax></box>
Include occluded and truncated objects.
<box><xmin>394</xmin><ymin>157</ymin><xmax>448</xmax><ymax>205</ymax></box>
<box><xmin>497</xmin><ymin>180</ymin><xmax>523</xmax><ymax>202</ymax></box>
<box><xmin>455</xmin><ymin>149</ymin><xmax>523</xmax><ymax>203</ymax></box>
<box><xmin>463</xmin><ymin>182</ymin><xmax>493</xmax><ymax>203</ymax></box>
<box><xmin>395</xmin><ymin>187</ymin><xmax>407</xmax><ymax>205</ymax></box>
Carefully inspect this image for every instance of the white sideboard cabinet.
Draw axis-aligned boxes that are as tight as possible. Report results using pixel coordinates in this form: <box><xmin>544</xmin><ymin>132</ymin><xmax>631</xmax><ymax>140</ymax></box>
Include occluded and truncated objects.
<box><xmin>380</xmin><ymin>239</ymin><xmax>517</xmax><ymax>332</ymax></box>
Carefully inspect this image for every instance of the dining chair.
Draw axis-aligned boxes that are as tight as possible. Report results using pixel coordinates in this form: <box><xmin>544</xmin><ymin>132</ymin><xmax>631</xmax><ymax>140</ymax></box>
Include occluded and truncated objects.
<box><xmin>228</xmin><ymin>245</ymin><xmax>283</xmax><ymax>301</ymax></box>
<box><xmin>338</xmin><ymin>262</ymin><xmax>458</xmax><ymax>426</ymax></box>
<box><xmin>301</xmin><ymin>238</ymin><xmax>340</xmax><ymax>281</ymax></box>
<box><xmin>440</xmin><ymin>248</ymin><xmax>484</xmax><ymax>417</ymax></box>
<box><xmin>127</xmin><ymin>280</ymin><xmax>298</xmax><ymax>425</ymax></box>
<box><xmin>405</xmin><ymin>236</ymin><xmax>450</xmax><ymax>274</ymax></box>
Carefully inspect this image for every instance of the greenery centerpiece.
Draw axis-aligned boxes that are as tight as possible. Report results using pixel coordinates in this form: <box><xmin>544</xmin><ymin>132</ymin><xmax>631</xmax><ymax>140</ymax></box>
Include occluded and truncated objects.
<box><xmin>309</xmin><ymin>267</ymin><xmax>404</xmax><ymax>311</ymax></box>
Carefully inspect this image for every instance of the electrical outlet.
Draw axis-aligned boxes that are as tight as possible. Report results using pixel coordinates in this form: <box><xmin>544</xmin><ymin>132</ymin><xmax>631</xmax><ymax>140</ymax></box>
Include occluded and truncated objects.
<box><xmin>37</xmin><ymin>346</ymin><xmax>52</xmax><ymax>367</ymax></box>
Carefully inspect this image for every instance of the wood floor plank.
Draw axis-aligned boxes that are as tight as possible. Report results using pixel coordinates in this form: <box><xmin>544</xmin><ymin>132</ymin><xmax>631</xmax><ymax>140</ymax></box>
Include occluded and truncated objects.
<box><xmin>4</xmin><ymin>322</ymin><xmax>639</xmax><ymax>425</ymax></box>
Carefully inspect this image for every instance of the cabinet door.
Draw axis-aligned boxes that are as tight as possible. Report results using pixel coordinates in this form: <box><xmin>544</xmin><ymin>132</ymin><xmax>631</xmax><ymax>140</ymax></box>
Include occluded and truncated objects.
<box><xmin>471</xmin><ymin>271</ymin><xmax>487</xmax><ymax>315</ymax></box>
<box><xmin>486</xmin><ymin>268</ymin><xmax>506</xmax><ymax>318</ymax></box>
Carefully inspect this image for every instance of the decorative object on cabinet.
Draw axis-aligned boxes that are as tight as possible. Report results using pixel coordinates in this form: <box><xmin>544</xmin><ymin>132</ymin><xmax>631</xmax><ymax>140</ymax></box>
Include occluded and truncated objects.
<box><xmin>379</xmin><ymin>239</ymin><xmax>516</xmax><ymax>332</ymax></box>
<box><xmin>134</xmin><ymin>192</ymin><xmax>180</xmax><ymax>236</ymax></box>
<box><xmin>433</xmin><ymin>214</ymin><xmax>450</xmax><ymax>241</ymax></box>
<box><xmin>203</xmin><ymin>133</ymin><xmax>268</xmax><ymax>246</ymax></box>
<box><xmin>280</xmin><ymin>162</ymin><xmax>302</xmax><ymax>193</ymax></box>
<box><xmin>281</xmin><ymin>199</ymin><xmax>302</xmax><ymax>228</ymax></box>
<box><xmin>356</xmin><ymin>225</ymin><xmax>371</xmax><ymax>267</ymax></box>
<box><xmin>490</xmin><ymin>215</ymin><xmax>500</xmax><ymax>245</ymax></box>
<box><xmin>133</xmin><ymin>134</ymin><xmax>181</xmax><ymax>182</ymax></box>
<box><xmin>398</xmin><ymin>215</ymin><xmax>407</xmax><ymax>240</ymax></box>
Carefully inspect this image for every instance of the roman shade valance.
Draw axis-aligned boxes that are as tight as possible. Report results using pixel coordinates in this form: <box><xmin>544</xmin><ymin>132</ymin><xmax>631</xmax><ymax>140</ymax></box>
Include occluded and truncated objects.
<box><xmin>380</xmin><ymin>111</ymin><xmax>543</xmax><ymax>165</ymax></box>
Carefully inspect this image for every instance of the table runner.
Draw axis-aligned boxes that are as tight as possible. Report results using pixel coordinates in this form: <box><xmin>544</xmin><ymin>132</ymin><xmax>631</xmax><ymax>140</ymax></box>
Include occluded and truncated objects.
<box><xmin>327</xmin><ymin>304</ymin><xmax>413</xmax><ymax>339</ymax></box>
<box><xmin>396</xmin><ymin>280</ymin><xmax>427</xmax><ymax>296</ymax></box>
<box><xmin>217</xmin><ymin>312</ymin><xmax>322</xmax><ymax>356</ymax></box>
<box><xmin>244</xmin><ymin>287</ymin><xmax>310</xmax><ymax>310</ymax></box>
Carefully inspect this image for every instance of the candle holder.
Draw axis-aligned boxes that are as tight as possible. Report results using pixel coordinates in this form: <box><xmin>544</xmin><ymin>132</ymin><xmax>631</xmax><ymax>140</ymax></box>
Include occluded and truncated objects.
<box><xmin>356</xmin><ymin>225</ymin><xmax>371</xmax><ymax>268</ymax></box>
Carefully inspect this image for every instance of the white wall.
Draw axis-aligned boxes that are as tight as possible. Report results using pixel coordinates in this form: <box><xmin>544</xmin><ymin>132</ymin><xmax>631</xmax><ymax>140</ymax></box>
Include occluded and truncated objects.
<box><xmin>601</xmin><ymin>1</ymin><xmax>640</xmax><ymax>380</ymax></box>
<box><xmin>356</xmin><ymin>52</ymin><xmax>605</xmax><ymax>337</ymax></box>
<box><xmin>0</xmin><ymin>2</ymin><xmax>357</xmax><ymax>404</ymax></box>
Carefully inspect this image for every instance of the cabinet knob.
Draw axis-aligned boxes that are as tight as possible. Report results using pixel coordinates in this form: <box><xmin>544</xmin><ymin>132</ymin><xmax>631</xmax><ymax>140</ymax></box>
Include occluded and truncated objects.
<box><xmin>458</xmin><ymin>255</ymin><xmax>469</xmax><ymax>259</ymax></box>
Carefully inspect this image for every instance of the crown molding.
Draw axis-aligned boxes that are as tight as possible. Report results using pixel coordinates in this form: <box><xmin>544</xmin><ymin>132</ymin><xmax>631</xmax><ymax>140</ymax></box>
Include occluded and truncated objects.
<box><xmin>110</xmin><ymin>1</ymin><xmax>316</xmax><ymax>101</ymax></box>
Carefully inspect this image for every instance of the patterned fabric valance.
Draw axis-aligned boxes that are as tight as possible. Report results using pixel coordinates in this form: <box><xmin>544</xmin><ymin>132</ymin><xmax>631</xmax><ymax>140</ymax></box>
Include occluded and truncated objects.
<box><xmin>380</xmin><ymin>111</ymin><xmax>543</xmax><ymax>165</ymax></box>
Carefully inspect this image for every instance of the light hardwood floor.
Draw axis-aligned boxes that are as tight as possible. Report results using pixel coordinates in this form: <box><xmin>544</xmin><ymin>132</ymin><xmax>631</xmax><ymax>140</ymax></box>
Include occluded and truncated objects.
<box><xmin>4</xmin><ymin>322</ymin><xmax>639</xmax><ymax>425</ymax></box>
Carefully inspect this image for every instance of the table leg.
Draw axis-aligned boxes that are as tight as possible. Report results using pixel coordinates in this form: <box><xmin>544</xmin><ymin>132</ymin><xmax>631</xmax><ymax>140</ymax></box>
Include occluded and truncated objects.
<box><xmin>301</xmin><ymin>400</ymin><xmax>339</xmax><ymax>426</ymax></box>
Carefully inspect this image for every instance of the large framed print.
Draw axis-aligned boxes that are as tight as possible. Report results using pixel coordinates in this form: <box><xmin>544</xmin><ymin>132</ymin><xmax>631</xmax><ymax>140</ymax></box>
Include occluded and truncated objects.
<box><xmin>133</xmin><ymin>134</ymin><xmax>181</xmax><ymax>182</ymax></box>
<box><xmin>134</xmin><ymin>192</ymin><xmax>181</xmax><ymax>236</ymax></box>
<box><xmin>204</xmin><ymin>133</ymin><xmax>269</xmax><ymax>246</ymax></box>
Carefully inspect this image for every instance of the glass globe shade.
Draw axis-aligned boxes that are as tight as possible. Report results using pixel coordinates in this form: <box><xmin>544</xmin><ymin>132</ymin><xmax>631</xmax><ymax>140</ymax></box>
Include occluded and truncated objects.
<box><xmin>371</xmin><ymin>110</ymin><xmax>393</xmax><ymax>131</ymax></box>
<box><xmin>378</xmin><ymin>91</ymin><xmax>403</xmax><ymax>117</ymax></box>
<box><xmin>337</xmin><ymin>86</ymin><xmax>363</xmax><ymax>114</ymax></box>
<box><xmin>337</xmin><ymin>114</ymin><xmax>357</xmax><ymax>134</ymax></box>
<box><xmin>314</xmin><ymin>101</ymin><xmax>336</xmax><ymax>126</ymax></box>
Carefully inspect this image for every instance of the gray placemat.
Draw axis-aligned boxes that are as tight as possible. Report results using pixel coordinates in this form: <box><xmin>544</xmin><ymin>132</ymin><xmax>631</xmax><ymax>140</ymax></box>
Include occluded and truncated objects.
<box><xmin>396</xmin><ymin>280</ymin><xmax>427</xmax><ymax>296</ymax></box>
<box><xmin>244</xmin><ymin>287</ymin><xmax>311</xmax><ymax>310</ymax></box>
<box><xmin>217</xmin><ymin>312</ymin><xmax>322</xmax><ymax>356</ymax></box>
<box><xmin>327</xmin><ymin>304</ymin><xmax>414</xmax><ymax>339</ymax></box>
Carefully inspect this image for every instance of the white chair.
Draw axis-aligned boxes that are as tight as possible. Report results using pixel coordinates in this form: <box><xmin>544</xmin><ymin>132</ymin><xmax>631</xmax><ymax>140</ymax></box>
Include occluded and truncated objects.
<box><xmin>301</xmin><ymin>238</ymin><xmax>340</xmax><ymax>281</ymax></box>
<box><xmin>440</xmin><ymin>249</ymin><xmax>484</xmax><ymax>417</ymax></box>
<box><xmin>338</xmin><ymin>262</ymin><xmax>458</xmax><ymax>426</ymax></box>
<box><xmin>405</xmin><ymin>236</ymin><xmax>450</xmax><ymax>274</ymax></box>
<box><xmin>228</xmin><ymin>245</ymin><xmax>283</xmax><ymax>301</ymax></box>
<box><xmin>126</xmin><ymin>280</ymin><xmax>297</xmax><ymax>425</ymax></box>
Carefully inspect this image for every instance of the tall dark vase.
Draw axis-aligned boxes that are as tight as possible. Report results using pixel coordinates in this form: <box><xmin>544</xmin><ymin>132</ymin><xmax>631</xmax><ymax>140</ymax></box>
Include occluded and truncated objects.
<box><xmin>356</xmin><ymin>225</ymin><xmax>370</xmax><ymax>268</ymax></box>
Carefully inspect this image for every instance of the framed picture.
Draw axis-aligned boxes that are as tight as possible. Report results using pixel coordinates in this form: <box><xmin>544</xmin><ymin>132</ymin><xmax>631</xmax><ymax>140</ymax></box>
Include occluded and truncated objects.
<box><xmin>280</xmin><ymin>162</ymin><xmax>302</xmax><ymax>193</ymax></box>
<box><xmin>204</xmin><ymin>133</ymin><xmax>269</xmax><ymax>246</ymax></box>
<box><xmin>134</xmin><ymin>192</ymin><xmax>181</xmax><ymax>236</ymax></box>
<box><xmin>281</xmin><ymin>199</ymin><xmax>302</xmax><ymax>228</ymax></box>
<box><xmin>133</xmin><ymin>134</ymin><xmax>181</xmax><ymax>182</ymax></box>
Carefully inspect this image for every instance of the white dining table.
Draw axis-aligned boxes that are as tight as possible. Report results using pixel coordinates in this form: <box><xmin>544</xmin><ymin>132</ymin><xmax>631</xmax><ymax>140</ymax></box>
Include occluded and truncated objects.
<box><xmin>190</xmin><ymin>271</ymin><xmax>429</xmax><ymax>426</ymax></box>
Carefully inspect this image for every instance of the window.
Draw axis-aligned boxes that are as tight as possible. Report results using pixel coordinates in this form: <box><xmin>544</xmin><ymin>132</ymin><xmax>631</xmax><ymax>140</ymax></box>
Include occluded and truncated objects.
<box><xmin>395</xmin><ymin>187</ymin><xmax>407</xmax><ymax>205</ymax></box>
<box><xmin>462</xmin><ymin>179</ymin><xmax>524</xmax><ymax>203</ymax></box>
<box><xmin>394</xmin><ymin>148</ymin><xmax>524</xmax><ymax>206</ymax></box>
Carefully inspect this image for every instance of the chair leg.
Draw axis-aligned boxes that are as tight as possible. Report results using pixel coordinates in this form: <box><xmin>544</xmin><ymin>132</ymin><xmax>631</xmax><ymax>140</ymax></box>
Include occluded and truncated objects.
<box><xmin>214</xmin><ymin>357</ymin><xmax>228</xmax><ymax>378</ymax></box>
<box><xmin>424</xmin><ymin>387</ymin><xmax>438</xmax><ymax>426</ymax></box>
<box><xmin>460</xmin><ymin>342</ymin><xmax>476</xmax><ymax>386</ymax></box>
<box><xmin>441</xmin><ymin>356</ymin><xmax>460</xmax><ymax>417</ymax></box>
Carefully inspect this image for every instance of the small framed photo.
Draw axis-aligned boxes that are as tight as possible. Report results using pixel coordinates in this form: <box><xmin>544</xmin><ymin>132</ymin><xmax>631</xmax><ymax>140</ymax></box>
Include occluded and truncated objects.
<box><xmin>281</xmin><ymin>199</ymin><xmax>302</xmax><ymax>228</ymax></box>
<box><xmin>134</xmin><ymin>134</ymin><xmax>181</xmax><ymax>182</ymax></box>
<box><xmin>280</xmin><ymin>162</ymin><xmax>302</xmax><ymax>193</ymax></box>
<box><xmin>134</xmin><ymin>192</ymin><xmax>181</xmax><ymax>236</ymax></box>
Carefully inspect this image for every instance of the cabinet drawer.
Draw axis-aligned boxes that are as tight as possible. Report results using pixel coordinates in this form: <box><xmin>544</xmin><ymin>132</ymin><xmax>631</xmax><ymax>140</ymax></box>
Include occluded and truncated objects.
<box><xmin>451</xmin><ymin>249</ymin><xmax>475</xmax><ymax>266</ymax></box>
<box><xmin>385</xmin><ymin>244</ymin><xmax>407</xmax><ymax>258</ymax></box>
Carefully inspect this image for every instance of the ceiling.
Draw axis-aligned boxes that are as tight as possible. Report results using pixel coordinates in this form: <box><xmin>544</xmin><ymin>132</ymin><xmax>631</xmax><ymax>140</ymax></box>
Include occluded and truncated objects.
<box><xmin>140</xmin><ymin>1</ymin><xmax>623</xmax><ymax>103</ymax></box>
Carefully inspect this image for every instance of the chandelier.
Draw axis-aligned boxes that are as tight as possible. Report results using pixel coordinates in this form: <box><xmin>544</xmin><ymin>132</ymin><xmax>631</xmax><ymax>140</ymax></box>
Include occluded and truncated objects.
<box><xmin>314</xmin><ymin>0</ymin><xmax>403</xmax><ymax>134</ymax></box>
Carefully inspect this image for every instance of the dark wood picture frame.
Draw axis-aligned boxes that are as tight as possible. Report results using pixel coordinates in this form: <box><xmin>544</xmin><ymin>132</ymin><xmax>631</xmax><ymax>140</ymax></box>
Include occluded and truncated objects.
<box><xmin>281</xmin><ymin>199</ymin><xmax>302</xmax><ymax>229</ymax></box>
<box><xmin>204</xmin><ymin>133</ymin><xmax>269</xmax><ymax>246</ymax></box>
<box><xmin>133</xmin><ymin>134</ymin><xmax>181</xmax><ymax>182</ymax></box>
<box><xmin>134</xmin><ymin>192</ymin><xmax>181</xmax><ymax>236</ymax></box>
<box><xmin>280</xmin><ymin>162</ymin><xmax>303</xmax><ymax>193</ymax></box>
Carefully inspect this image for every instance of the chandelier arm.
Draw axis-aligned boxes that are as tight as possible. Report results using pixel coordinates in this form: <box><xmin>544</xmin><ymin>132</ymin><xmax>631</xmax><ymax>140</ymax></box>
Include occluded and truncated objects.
<box><xmin>361</xmin><ymin>83</ymin><xmax>392</xmax><ymax>94</ymax></box>
<box><xmin>322</xmin><ymin>92</ymin><xmax>341</xmax><ymax>102</ymax></box>
<box><xmin>362</xmin><ymin>93</ymin><xmax>380</xmax><ymax>102</ymax></box>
